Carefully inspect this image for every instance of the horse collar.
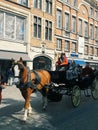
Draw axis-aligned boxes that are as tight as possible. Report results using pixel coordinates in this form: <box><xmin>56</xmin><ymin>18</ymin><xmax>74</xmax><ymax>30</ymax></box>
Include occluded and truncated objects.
<box><xmin>33</xmin><ymin>70</ymin><xmax>41</xmax><ymax>85</ymax></box>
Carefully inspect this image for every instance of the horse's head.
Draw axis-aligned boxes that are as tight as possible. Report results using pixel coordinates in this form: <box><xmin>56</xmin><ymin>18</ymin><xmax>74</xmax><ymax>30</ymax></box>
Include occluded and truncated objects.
<box><xmin>17</xmin><ymin>57</ymin><xmax>25</xmax><ymax>70</ymax></box>
<box><xmin>11</xmin><ymin>57</ymin><xmax>28</xmax><ymax>86</ymax></box>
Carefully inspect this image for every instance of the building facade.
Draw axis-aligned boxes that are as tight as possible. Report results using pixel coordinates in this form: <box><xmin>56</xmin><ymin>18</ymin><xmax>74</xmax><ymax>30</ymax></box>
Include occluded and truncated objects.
<box><xmin>55</xmin><ymin>0</ymin><xmax>98</xmax><ymax>69</ymax></box>
<box><xmin>0</xmin><ymin>0</ymin><xmax>98</xmax><ymax>74</ymax></box>
<box><xmin>0</xmin><ymin>0</ymin><xmax>31</xmax><ymax>78</ymax></box>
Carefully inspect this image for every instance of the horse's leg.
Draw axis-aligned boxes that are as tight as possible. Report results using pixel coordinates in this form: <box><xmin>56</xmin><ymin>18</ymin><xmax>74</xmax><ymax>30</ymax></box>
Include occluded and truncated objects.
<box><xmin>28</xmin><ymin>103</ymin><xmax>33</xmax><ymax>115</ymax></box>
<box><xmin>21</xmin><ymin>88</ymin><xmax>33</xmax><ymax>121</ymax></box>
<box><xmin>42</xmin><ymin>95</ymin><xmax>48</xmax><ymax>110</ymax></box>
<box><xmin>40</xmin><ymin>87</ymin><xmax>48</xmax><ymax>110</ymax></box>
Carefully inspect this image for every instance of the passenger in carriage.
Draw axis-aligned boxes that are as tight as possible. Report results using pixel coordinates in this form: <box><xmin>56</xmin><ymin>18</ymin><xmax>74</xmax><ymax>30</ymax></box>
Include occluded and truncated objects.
<box><xmin>69</xmin><ymin>58</ymin><xmax>76</xmax><ymax>69</ymax></box>
<box><xmin>66</xmin><ymin>59</ymin><xmax>79</xmax><ymax>80</ymax></box>
<box><xmin>59</xmin><ymin>53</ymin><xmax>68</xmax><ymax>71</ymax></box>
<box><xmin>81</xmin><ymin>63</ymin><xmax>94</xmax><ymax>77</ymax></box>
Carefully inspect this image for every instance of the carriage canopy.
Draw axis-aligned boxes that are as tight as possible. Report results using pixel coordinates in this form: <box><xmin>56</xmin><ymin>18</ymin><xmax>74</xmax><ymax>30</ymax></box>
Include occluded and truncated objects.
<box><xmin>68</xmin><ymin>59</ymin><xmax>86</xmax><ymax>66</ymax></box>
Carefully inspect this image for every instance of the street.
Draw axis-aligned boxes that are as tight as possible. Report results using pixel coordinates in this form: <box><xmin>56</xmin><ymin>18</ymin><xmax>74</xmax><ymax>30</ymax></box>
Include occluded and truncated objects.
<box><xmin>0</xmin><ymin>85</ymin><xmax>98</xmax><ymax>130</ymax></box>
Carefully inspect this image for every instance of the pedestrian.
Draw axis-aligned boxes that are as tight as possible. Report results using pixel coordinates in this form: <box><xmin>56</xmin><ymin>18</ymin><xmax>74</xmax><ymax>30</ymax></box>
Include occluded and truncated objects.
<box><xmin>0</xmin><ymin>74</ymin><xmax>6</xmax><ymax>104</ymax></box>
<box><xmin>7</xmin><ymin>67</ymin><xmax>14</xmax><ymax>86</ymax></box>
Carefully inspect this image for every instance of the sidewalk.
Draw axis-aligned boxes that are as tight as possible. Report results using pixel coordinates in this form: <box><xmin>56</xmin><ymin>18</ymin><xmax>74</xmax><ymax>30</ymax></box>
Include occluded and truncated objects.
<box><xmin>0</xmin><ymin>85</ymin><xmax>37</xmax><ymax>109</ymax></box>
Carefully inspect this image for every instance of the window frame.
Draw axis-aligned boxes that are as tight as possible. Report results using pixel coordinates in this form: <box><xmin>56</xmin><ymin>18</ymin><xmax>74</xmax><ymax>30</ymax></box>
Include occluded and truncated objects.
<box><xmin>56</xmin><ymin>9</ymin><xmax>62</xmax><ymax>29</ymax></box>
<box><xmin>33</xmin><ymin>16</ymin><xmax>42</xmax><ymax>39</ymax></box>
<box><xmin>45</xmin><ymin>20</ymin><xmax>52</xmax><ymax>41</ymax></box>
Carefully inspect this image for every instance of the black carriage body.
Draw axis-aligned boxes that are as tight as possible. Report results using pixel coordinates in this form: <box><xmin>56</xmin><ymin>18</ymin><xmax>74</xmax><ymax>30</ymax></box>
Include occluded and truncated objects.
<box><xmin>49</xmin><ymin>70</ymin><xmax>97</xmax><ymax>89</ymax></box>
<box><xmin>49</xmin><ymin>71</ymin><xmax>79</xmax><ymax>88</ymax></box>
<box><xmin>47</xmin><ymin>70</ymin><xmax>98</xmax><ymax>104</ymax></box>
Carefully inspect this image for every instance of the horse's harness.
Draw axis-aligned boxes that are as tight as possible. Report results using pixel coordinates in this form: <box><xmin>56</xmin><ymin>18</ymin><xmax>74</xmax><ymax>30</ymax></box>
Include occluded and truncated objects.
<box><xmin>32</xmin><ymin>70</ymin><xmax>41</xmax><ymax>85</ymax></box>
<box><xmin>18</xmin><ymin>69</ymin><xmax>44</xmax><ymax>90</ymax></box>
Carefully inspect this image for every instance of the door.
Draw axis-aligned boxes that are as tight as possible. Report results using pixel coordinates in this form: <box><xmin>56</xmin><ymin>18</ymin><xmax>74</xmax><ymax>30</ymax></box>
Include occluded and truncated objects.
<box><xmin>33</xmin><ymin>56</ymin><xmax>52</xmax><ymax>70</ymax></box>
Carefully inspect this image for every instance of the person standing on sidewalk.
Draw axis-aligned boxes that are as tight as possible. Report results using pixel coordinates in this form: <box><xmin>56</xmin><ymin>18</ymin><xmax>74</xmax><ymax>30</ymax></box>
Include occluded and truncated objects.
<box><xmin>7</xmin><ymin>67</ymin><xmax>14</xmax><ymax>86</ymax></box>
<box><xmin>0</xmin><ymin>74</ymin><xmax>6</xmax><ymax>104</ymax></box>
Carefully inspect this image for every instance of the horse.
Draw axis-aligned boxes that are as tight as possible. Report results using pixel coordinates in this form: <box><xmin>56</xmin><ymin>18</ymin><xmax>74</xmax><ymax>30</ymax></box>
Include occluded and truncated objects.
<box><xmin>12</xmin><ymin>57</ymin><xmax>51</xmax><ymax>121</ymax></box>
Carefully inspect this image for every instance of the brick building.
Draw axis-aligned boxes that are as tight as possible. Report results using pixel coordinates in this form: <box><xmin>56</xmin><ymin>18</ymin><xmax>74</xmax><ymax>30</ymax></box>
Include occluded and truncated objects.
<box><xmin>55</xmin><ymin>0</ymin><xmax>98</xmax><ymax>69</ymax></box>
<box><xmin>0</xmin><ymin>0</ymin><xmax>98</xmax><ymax>73</ymax></box>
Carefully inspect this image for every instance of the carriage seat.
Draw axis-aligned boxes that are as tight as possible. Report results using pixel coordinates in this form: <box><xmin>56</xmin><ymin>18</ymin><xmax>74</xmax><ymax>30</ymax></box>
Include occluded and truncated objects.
<box><xmin>66</xmin><ymin>66</ymin><xmax>79</xmax><ymax>80</ymax></box>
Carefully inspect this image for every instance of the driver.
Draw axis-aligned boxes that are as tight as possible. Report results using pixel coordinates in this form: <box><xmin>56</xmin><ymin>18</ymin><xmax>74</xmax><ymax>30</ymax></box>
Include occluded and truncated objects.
<box><xmin>59</xmin><ymin>53</ymin><xmax>68</xmax><ymax>71</ymax></box>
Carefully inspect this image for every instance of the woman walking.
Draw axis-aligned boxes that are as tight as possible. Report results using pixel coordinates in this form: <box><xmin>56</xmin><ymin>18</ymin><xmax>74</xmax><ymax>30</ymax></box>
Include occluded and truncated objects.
<box><xmin>0</xmin><ymin>74</ymin><xmax>6</xmax><ymax>104</ymax></box>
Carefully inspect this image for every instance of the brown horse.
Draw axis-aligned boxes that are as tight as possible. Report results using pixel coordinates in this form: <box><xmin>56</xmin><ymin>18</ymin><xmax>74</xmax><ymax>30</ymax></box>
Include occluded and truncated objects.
<box><xmin>12</xmin><ymin>58</ymin><xmax>51</xmax><ymax>121</ymax></box>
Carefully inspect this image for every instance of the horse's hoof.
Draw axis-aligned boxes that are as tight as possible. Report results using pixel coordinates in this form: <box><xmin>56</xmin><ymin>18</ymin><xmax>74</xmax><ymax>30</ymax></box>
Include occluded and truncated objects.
<box><xmin>27</xmin><ymin>113</ymin><xmax>33</xmax><ymax>116</ymax></box>
<box><xmin>20</xmin><ymin>120</ymin><xmax>26</xmax><ymax>124</ymax></box>
<box><xmin>42</xmin><ymin>108</ymin><xmax>46</xmax><ymax>111</ymax></box>
<box><xmin>23</xmin><ymin>116</ymin><xmax>27</xmax><ymax>121</ymax></box>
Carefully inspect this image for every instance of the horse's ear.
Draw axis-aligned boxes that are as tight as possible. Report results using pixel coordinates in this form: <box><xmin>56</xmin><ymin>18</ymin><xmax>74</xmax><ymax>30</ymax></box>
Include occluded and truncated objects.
<box><xmin>20</xmin><ymin>57</ymin><xmax>23</xmax><ymax>62</ymax></box>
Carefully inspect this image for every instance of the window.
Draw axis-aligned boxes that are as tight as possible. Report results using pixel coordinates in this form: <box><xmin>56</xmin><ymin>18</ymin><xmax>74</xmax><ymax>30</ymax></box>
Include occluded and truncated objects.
<box><xmin>90</xmin><ymin>24</ymin><xmax>93</xmax><ymax>39</ymax></box>
<box><xmin>72</xmin><ymin>0</ymin><xmax>76</xmax><ymax>6</ymax></box>
<box><xmin>95</xmin><ymin>26</ymin><xmax>98</xmax><ymax>39</ymax></box>
<box><xmin>5</xmin><ymin>13</ymin><xmax>15</xmax><ymax>39</ymax></box>
<box><xmin>65</xmin><ymin>13</ymin><xmax>70</xmax><ymax>31</ymax></box>
<box><xmin>72</xmin><ymin>16</ymin><xmax>76</xmax><ymax>33</ymax></box>
<box><xmin>34</xmin><ymin>16</ymin><xmax>41</xmax><ymax>38</ymax></box>
<box><xmin>56</xmin><ymin>39</ymin><xmax>62</xmax><ymax>50</ymax></box>
<box><xmin>46</xmin><ymin>0</ymin><xmax>52</xmax><ymax>14</ymax></box>
<box><xmin>16</xmin><ymin>17</ymin><xmax>25</xmax><ymax>40</ymax></box>
<box><xmin>45</xmin><ymin>20</ymin><xmax>52</xmax><ymax>41</ymax></box>
<box><xmin>95</xmin><ymin>41</ymin><xmax>98</xmax><ymax>44</ymax></box>
<box><xmin>18</xmin><ymin>0</ymin><xmax>28</xmax><ymax>6</ymax></box>
<box><xmin>78</xmin><ymin>19</ymin><xmax>82</xmax><ymax>35</ymax></box>
<box><xmin>90</xmin><ymin>7</ymin><xmax>93</xmax><ymax>17</ymax></box>
<box><xmin>56</xmin><ymin>9</ymin><xmax>62</xmax><ymax>28</ymax></box>
<box><xmin>65</xmin><ymin>0</ymin><xmax>69</xmax><ymax>2</ymax></box>
<box><xmin>0</xmin><ymin>12</ymin><xmax>4</xmax><ymax>37</ymax></box>
<box><xmin>84</xmin><ymin>21</ymin><xmax>88</xmax><ymax>37</ymax></box>
<box><xmin>0</xmin><ymin>11</ymin><xmax>25</xmax><ymax>41</ymax></box>
<box><xmin>34</xmin><ymin>0</ymin><xmax>42</xmax><ymax>9</ymax></box>
<box><xmin>90</xmin><ymin>46</ymin><xmax>93</xmax><ymax>55</ymax></box>
<box><xmin>84</xmin><ymin>45</ymin><xmax>88</xmax><ymax>55</ymax></box>
<box><xmin>64</xmin><ymin>40</ymin><xmax>70</xmax><ymax>51</ymax></box>
<box><xmin>72</xmin><ymin>42</ymin><xmax>76</xmax><ymax>52</ymax></box>
<box><xmin>95</xmin><ymin>48</ymin><xmax>98</xmax><ymax>56</ymax></box>
<box><xmin>95</xmin><ymin>10</ymin><xmax>97</xmax><ymax>18</ymax></box>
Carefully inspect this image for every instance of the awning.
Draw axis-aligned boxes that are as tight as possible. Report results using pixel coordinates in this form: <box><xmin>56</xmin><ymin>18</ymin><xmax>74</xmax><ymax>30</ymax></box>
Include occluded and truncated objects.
<box><xmin>0</xmin><ymin>50</ymin><xmax>31</xmax><ymax>61</ymax></box>
<box><xmin>68</xmin><ymin>59</ymin><xmax>86</xmax><ymax>66</ymax></box>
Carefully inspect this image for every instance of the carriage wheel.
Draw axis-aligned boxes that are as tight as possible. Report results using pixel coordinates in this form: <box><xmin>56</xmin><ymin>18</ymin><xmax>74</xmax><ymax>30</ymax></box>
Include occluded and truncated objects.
<box><xmin>71</xmin><ymin>85</ymin><xmax>81</xmax><ymax>107</ymax></box>
<box><xmin>91</xmin><ymin>78</ymin><xmax>98</xmax><ymax>99</ymax></box>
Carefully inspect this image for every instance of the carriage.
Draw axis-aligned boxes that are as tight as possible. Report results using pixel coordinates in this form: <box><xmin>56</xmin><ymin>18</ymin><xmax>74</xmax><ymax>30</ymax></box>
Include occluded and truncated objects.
<box><xmin>12</xmin><ymin>57</ymin><xmax>98</xmax><ymax>121</ymax></box>
<box><xmin>47</xmin><ymin>69</ymin><xmax>98</xmax><ymax>107</ymax></box>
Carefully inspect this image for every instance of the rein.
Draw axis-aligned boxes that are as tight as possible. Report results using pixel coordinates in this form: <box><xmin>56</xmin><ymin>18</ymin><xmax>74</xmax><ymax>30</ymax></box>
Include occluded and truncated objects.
<box><xmin>32</xmin><ymin>70</ymin><xmax>43</xmax><ymax>87</ymax></box>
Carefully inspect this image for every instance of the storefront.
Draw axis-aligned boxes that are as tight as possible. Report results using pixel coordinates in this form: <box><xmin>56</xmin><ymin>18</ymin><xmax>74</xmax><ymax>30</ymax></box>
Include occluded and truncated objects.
<box><xmin>0</xmin><ymin>50</ymin><xmax>30</xmax><ymax>82</ymax></box>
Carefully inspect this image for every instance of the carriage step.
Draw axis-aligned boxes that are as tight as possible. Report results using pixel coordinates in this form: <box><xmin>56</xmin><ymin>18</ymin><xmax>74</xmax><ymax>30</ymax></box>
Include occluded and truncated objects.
<box><xmin>85</xmin><ymin>94</ymin><xmax>91</xmax><ymax>97</ymax></box>
<box><xmin>59</xmin><ymin>90</ymin><xmax>66</xmax><ymax>94</ymax></box>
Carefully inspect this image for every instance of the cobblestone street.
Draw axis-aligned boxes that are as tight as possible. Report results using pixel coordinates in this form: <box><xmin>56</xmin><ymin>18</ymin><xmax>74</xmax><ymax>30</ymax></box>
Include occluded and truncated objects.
<box><xmin>0</xmin><ymin>85</ymin><xmax>98</xmax><ymax>130</ymax></box>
